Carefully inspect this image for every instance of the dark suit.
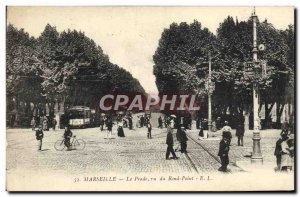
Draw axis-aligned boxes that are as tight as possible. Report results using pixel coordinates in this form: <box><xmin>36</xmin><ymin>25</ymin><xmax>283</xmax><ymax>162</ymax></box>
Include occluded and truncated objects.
<box><xmin>236</xmin><ymin>123</ymin><xmax>244</xmax><ymax>146</ymax></box>
<box><xmin>166</xmin><ymin>131</ymin><xmax>177</xmax><ymax>159</ymax></box>
<box><xmin>218</xmin><ymin>139</ymin><xmax>230</xmax><ymax>171</ymax></box>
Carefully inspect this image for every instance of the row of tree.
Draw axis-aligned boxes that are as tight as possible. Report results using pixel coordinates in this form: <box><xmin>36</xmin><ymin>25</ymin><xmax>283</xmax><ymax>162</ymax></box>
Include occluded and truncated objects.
<box><xmin>7</xmin><ymin>24</ymin><xmax>145</xmax><ymax>127</ymax></box>
<box><xmin>153</xmin><ymin>16</ymin><xmax>294</xmax><ymax>128</ymax></box>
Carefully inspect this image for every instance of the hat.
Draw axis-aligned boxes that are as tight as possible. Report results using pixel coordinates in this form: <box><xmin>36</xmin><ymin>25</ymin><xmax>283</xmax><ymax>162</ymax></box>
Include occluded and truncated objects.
<box><xmin>170</xmin><ymin>114</ymin><xmax>176</xmax><ymax>118</ymax></box>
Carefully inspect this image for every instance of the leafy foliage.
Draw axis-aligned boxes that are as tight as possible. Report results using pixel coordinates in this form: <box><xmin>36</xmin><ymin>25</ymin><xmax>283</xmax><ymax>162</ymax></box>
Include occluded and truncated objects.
<box><xmin>153</xmin><ymin>16</ymin><xmax>294</xmax><ymax>120</ymax></box>
<box><xmin>7</xmin><ymin>24</ymin><xmax>145</xmax><ymax>120</ymax></box>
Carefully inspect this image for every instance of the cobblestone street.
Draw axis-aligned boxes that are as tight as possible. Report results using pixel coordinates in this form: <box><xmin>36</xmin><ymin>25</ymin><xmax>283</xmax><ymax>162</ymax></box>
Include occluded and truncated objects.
<box><xmin>7</xmin><ymin>125</ymin><xmax>294</xmax><ymax>191</ymax></box>
<box><xmin>7</xmin><ymin>123</ymin><xmax>283</xmax><ymax>175</ymax></box>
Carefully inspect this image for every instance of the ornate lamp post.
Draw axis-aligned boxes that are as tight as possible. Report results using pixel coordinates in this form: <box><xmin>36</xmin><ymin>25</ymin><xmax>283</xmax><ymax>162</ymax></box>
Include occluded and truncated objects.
<box><xmin>207</xmin><ymin>52</ymin><xmax>212</xmax><ymax>133</ymax></box>
<box><xmin>251</xmin><ymin>9</ymin><xmax>263</xmax><ymax>164</ymax></box>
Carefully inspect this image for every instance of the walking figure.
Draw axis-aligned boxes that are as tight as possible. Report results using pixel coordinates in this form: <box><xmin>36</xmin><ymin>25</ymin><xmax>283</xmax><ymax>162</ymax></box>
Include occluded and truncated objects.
<box><xmin>52</xmin><ymin>117</ymin><xmax>57</xmax><ymax>131</ymax></box>
<box><xmin>35</xmin><ymin>125</ymin><xmax>44</xmax><ymax>151</ymax></box>
<box><xmin>99</xmin><ymin>116</ymin><xmax>105</xmax><ymax>131</ymax></box>
<box><xmin>166</xmin><ymin>128</ymin><xmax>178</xmax><ymax>160</ymax></box>
<box><xmin>117</xmin><ymin>124</ymin><xmax>125</xmax><ymax>137</ymax></box>
<box><xmin>31</xmin><ymin>117</ymin><xmax>36</xmax><ymax>131</ymax></box>
<box><xmin>158</xmin><ymin>116</ymin><xmax>163</xmax><ymax>129</ymax></box>
<box><xmin>64</xmin><ymin>125</ymin><xmax>73</xmax><ymax>151</ymax></box>
<box><xmin>106</xmin><ymin>117</ymin><xmax>113</xmax><ymax>138</ymax></box>
<box><xmin>128</xmin><ymin>116</ymin><xmax>133</xmax><ymax>130</ymax></box>
<box><xmin>280</xmin><ymin>134</ymin><xmax>294</xmax><ymax>172</ymax></box>
<box><xmin>147</xmin><ymin>122</ymin><xmax>152</xmax><ymax>139</ymax></box>
<box><xmin>179</xmin><ymin>126</ymin><xmax>188</xmax><ymax>153</ymax></box>
<box><xmin>236</xmin><ymin>122</ymin><xmax>244</xmax><ymax>146</ymax></box>
<box><xmin>218</xmin><ymin>133</ymin><xmax>230</xmax><ymax>172</ymax></box>
<box><xmin>274</xmin><ymin>131</ymin><xmax>287</xmax><ymax>171</ymax></box>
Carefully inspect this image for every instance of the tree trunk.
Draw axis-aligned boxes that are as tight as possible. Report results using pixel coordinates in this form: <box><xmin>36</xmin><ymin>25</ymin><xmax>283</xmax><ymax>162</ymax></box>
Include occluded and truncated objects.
<box><xmin>276</xmin><ymin>102</ymin><xmax>285</xmax><ymax>124</ymax></box>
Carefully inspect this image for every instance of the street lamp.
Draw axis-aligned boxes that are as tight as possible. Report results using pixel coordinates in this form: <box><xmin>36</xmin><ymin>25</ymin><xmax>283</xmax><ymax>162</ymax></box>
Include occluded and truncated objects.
<box><xmin>251</xmin><ymin>9</ymin><xmax>263</xmax><ymax>164</ymax></box>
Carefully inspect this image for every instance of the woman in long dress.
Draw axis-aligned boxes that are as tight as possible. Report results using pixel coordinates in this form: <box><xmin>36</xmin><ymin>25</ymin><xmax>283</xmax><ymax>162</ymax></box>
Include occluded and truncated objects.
<box><xmin>117</xmin><ymin>125</ymin><xmax>125</xmax><ymax>137</ymax></box>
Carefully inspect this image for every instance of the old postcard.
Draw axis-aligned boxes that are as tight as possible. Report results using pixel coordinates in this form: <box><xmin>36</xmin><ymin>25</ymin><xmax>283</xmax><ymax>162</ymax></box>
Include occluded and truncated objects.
<box><xmin>6</xmin><ymin>6</ymin><xmax>295</xmax><ymax>191</ymax></box>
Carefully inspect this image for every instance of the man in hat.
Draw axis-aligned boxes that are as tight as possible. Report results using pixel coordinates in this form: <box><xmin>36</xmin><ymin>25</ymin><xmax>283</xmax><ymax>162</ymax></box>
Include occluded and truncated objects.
<box><xmin>158</xmin><ymin>116</ymin><xmax>163</xmax><ymax>129</ymax></box>
<box><xmin>147</xmin><ymin>122</ymin><xmax>152</xmax><ymax>139</ymax></box>
<box><xmin>218</xmin><ymin>132</ymin><xmax>230</xmax><ymax>172</ymax></box>
<box><xmin>35</xmin><ymin>125</ymin><xmax>44</xmax><ymax>151</ymax></box>
<box><xmin>64</xmin><ymin>125</ymin><xmax>73</xmax><ymax>151</ymax></box>
<box><xmin>179</xmin><ymin>126</ymin><xmax>188</xmax><ymax>153</ymax></box>
<box><xmin>166</xmin><ymin>127</ymin><xmax>178</xmax><ymax>160</ymax></box>
<box><xmin>52</xmin><ymin>117</ymin><xmax>57</xmax><ymax>131</ymax></box>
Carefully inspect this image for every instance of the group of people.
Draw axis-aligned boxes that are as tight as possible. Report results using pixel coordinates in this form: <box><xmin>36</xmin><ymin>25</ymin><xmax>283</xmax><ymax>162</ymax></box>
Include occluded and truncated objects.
<box><xmin>31</xmin><ymin>116</ymin><xmax>57</xmax><ymax>131</ymax></box>
<box><xmin>35</xmin><ymin>124</ymin><xmax>73</xmax><ymax>151</ymax></box>
<box><xmin>137</xmin><ymin>115</ymin><xmax>151</xmax><ymax>128</ymax></box>
<box><xmin>165</xmin><ymin>115</ymin><xmax>189</xmax><ymax>160</ymax></box>
<box><xmin>274</xmin><ymin>130</ymin><xmax>294</xmax><ymax>172</ymax></box>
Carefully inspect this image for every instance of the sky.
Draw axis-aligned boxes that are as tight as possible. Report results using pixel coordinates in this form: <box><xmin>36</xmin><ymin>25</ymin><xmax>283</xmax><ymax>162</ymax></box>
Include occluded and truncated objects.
<box><xmin>7</xmin><ymin>6</ymin><xmax>294</xmax><ymax>95</ymax></box>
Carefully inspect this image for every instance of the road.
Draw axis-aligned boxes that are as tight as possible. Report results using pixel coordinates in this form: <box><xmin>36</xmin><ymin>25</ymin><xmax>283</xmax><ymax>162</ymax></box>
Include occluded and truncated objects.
<box><xmin>7</xmin><ymin>126</ymin><xmax>240</xmax><ymax>175</ymax></box>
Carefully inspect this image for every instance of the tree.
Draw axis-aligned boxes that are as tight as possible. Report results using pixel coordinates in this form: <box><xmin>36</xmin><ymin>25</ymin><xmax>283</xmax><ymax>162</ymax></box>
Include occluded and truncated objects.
<box><xmin>214</xmin><ymin>16</ymin><xmax>293</xmax><ymax>127</ymax></box>
<box><xmin>7</xmin><ymin>24</ymin><xmax>145</xmax><ymax>127</ymax></box>
<box><xmin>153</xmin><ymin>21</ymin><xmax>216</xmax><ymax>96</ymax></box>
<box><xmin>6</xmin><ymin>24</ymin><xmax>43</xmax><ymax>126</ymax></box>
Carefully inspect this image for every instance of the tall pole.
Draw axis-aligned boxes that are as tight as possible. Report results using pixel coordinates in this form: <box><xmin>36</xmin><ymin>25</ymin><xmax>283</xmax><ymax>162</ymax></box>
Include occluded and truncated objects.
<box><xmin>251</xmin><ymin>8</ymin><xmax>263</xmax><ymax>164</ymax></box>
<box><xmin>208</xmin><ymin>51</ymin><xmax>212</xmax><ymax>132</ymax></box>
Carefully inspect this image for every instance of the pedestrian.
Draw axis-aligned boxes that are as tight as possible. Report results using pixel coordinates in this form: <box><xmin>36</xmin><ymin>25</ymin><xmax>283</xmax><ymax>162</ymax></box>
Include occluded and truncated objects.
<box><xmin>64</xmin><ymin>125</ymin><xmax>73</xmax><ymax>151</ymax></box>
<box><xmin>199</xmin><ymin>118</ymin><xmax>204</xmax><ymax>137</ymax></box>
<box><xmin>35</xmin><ymin>125</ymin><xmax>44</xmax><ymax>151</ymax></box>
<box><xmin>52</xmin><ymin>117</ymin><xmax>57</xmax><ymax>131</ymax></box>
<box><xmin>281</xmin><ymin>120</ymin><xmax>290</xmax><ymax>134</ymax></box>
<box><xmin>221</xmin><ymin>121</ymin><xmax>232</xmax><ymax>145</ymax></box>
<box><xmin>117</xmin><ymin>124</ymin><xmax>125</xmax><ymax>137</ymax></box>
<box><xmin>218</xmin><ymin>133</ymin><xmax>230</xmax><ymax>172</ymax></box>
<box><xmin>42</xmin><ymin>116</ymin><xmax>49</xmax><ymax>131</ymax></box>
<box><xmin>196</xmin><ymin>116</ymin><xmax>200</xmax><ymax>129</ymax></box>
<box><xmin>158</xmin><ymin>116</ymin><xmax>163</xmax><ymax>129</ymax></box>
<box><xmin>274</xmin><ymin>131</ymin><xmax>288</xmax><ymax>171</ymax></box>
<box><xmin>140</xmin><ymin>116</ymin><xmax>145</xmax><ymax>127</ymax></box>
<box><xmin>99</xmin><ymin>117</ymin><xmax>104</xmax><ymax>131</ymax></box>
<box><xmin>281</xmin><ymin>134</ymin><xmax>294</xmax><ymax>172</ymax></box>
<box><xmin>106</xmin><ymin>117</ymin><xmax>113</xmax><ymax>135</ymax></box>
<box><xmin>175</xmin><ymin>127</ymin><xmax>182</xmax><ymax>152</ymax></box>
<box><xmin>128</xmin><ymin>116</ymin><xmax>133</xmax><ymax>130</ymax></box>
<box><xmin>170</xmin><ymin>115</ymin><xmax>176</xmax><ymax>129</ymax></box>
<box><xmin>147</xmin><ymin>122</ymin><xmax>152</xmax><ymax>139</ymax></box>
<box><xmin>236</xmin><ymin>122</ymin><xmax>244</xmax><ymax>146</ymax></box>
<box><xmin>179</xmin><ymin>126</ymin><xmax>188</xmax><ymax>153</ymax></box>
<box><xmin>31</xmin><ymin>117</ymin><xmax>36</xmax><ymax>131</ymax></box>
<box><xmin>166</xmin><ymin>127</ymin><xmax>178</xmax><ymax>160</ymax></box>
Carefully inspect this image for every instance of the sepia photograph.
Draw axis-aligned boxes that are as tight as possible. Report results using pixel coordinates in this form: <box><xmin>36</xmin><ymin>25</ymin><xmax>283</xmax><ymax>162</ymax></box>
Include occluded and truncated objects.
<box><xmin>6</xmin><ymin>6</ymin><xmax>295</xmax><ymax>192</ymax></box>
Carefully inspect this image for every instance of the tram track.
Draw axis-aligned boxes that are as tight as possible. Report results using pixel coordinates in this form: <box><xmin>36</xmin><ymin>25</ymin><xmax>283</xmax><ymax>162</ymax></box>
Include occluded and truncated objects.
<box><xmin>185</xmin><ymin>133</ymin><xmax>246</xmax><ymax>172</ymax></box>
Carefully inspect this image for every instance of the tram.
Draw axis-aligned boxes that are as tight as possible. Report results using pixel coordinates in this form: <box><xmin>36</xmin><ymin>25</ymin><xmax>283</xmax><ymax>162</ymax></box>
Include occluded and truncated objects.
<box><xmin>68</xmin><ymin>106</ymin><xmax>91</xmax><ymax>128</ymax></box>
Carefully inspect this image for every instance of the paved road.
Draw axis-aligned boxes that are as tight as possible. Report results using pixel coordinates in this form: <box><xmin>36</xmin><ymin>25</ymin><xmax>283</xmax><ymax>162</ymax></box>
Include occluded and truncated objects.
<box><xmin>7</xmin><ymin>126</ymin><xmax>243</xmax><ymax>176</ymax></box>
